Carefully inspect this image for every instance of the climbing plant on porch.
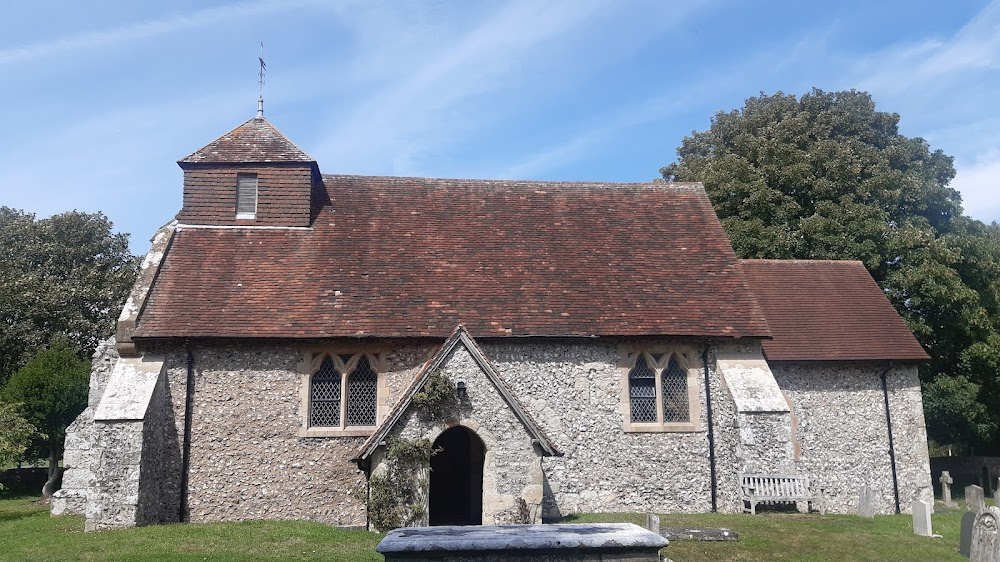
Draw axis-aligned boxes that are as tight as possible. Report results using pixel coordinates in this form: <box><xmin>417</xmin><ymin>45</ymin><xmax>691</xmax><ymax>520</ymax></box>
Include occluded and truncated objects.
<box><xmin>410</xmin><ymin>369</ymin><xmax>457</xmax><ymax>420</ymax></box>
<box><xmin>368</xmin><ymin>437</ymin><xmax>439</xmax><ymax>531</ymax></box>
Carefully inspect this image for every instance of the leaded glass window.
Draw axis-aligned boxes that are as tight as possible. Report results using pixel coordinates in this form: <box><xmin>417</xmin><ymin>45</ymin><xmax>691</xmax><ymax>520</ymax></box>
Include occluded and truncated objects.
<box><xmin>308</xmin><ymin>353</ymin><xmax>380</xmax><ymax>429</ymax></box>
<box><xmin>627</xmin><ymin>352</ymin><xmax>692</xmax><ymax>427</ymax></box>
<box><xmin>661</xmin><ymin>356</ymin><xmax>689</xmax><ymax>422</ymax></box>
<box><xmin>629</xmin><ymin>355</ymin><xmax>657</xmax><ymax>423</ymax></box>
<box><xmin>346</xmin><ymin>356</ymin><xmax>377</xmax><ymax>426</ymax></box>
<box><xmin>310</xmin><ymin>356</ymin><xmax>341</xmax><ymax>427</ymax></box>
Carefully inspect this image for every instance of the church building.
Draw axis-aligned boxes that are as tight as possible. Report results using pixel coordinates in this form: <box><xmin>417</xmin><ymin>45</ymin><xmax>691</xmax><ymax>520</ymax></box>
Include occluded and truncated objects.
<box><xmin>53</xmin><ymin>111</ymin><xmax>932</xmax><ymax>531</ymax></box>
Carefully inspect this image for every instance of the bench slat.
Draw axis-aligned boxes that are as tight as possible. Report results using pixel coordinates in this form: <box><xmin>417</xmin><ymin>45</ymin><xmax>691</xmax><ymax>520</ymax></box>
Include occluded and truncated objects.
<box><xmin>740</xmin><ymin>473</ymin><xmax>825</xmax><ymax>515</ymax></box>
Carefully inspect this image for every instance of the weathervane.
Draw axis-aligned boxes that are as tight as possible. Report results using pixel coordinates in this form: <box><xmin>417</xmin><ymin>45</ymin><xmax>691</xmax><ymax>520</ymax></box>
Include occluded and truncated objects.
<box><xmin>257</xmin><ymin>42</ymin><xmax>266</xmax><ymax>118</ymax></box>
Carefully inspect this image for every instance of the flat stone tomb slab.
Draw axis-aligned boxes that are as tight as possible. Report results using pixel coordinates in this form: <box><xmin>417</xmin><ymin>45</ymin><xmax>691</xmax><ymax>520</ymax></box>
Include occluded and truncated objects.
<box><xmin>660</xmin><ymin>527</ymin><xmax>739</xmax><ymax>541</ymax></box>
<box><xmin>377</xmin><ymin>523</ymin><xmax>668</xmax><ymax>561</ymax></box>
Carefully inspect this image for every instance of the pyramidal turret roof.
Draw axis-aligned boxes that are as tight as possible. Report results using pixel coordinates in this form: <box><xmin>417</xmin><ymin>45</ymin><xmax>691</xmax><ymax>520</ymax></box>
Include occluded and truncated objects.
<box><xmin>179</xmin><ymin>117</ymin><xmax>314</xmax><ymax>164</ymax></box>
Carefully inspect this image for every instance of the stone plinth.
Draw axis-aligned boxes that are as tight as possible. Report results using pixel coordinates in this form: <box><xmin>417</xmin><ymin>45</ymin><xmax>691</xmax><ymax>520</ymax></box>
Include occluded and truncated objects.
<box><xmin>377</xmin><ymin>523</ymin><xmax>668</xmax><ymax>561</ymax></box>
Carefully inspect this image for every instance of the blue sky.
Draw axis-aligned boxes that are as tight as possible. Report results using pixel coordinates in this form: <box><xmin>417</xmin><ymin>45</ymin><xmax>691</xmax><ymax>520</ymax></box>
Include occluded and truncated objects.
<box><xmin>2</xmin><ymin>1</ymin><xmax>998</xmax><ymax>254</ymax></box>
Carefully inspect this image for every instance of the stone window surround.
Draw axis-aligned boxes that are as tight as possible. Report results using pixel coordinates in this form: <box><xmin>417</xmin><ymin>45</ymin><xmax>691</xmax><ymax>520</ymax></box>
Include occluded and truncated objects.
<box><xmin>297</xmin><ymin>348</ymin><xmax>389</xmax><ymax>437</ymax></box>
<box><xmin>618</xmin><ymin>346</ymin><xmax>702</xmax><ymax>433</ymax></box>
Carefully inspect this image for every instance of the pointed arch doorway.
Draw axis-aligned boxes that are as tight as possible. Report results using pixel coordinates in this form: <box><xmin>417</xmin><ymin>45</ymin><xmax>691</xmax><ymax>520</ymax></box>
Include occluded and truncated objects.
<box><xmin>429</xmin><ymin>426</ymin><xmax>485</xmax><ymax>525</ymax></box>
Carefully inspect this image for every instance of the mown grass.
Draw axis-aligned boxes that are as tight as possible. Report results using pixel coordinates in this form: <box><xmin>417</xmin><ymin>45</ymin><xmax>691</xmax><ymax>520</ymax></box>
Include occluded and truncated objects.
<box><xmin>566</xmin><ymin>507</ymin><xmax>967</xmax><ymax>561</ymax></box>
<box><xmin>0</xmin><ymin>492</ymin><xmax>382</xmax><ymax>562</ymax></box>
<box><xmin>0</xmin><ymin>491</ymin><xmax>969</xmax><ymax>562</ymax></box>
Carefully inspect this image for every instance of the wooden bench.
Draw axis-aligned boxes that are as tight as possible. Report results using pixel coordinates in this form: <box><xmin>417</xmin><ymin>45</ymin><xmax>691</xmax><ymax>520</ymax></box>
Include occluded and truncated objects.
<box><xmin>740</xmin><ymin>473</ymin><xmax>826</xmax><ymax>515</ymax></box>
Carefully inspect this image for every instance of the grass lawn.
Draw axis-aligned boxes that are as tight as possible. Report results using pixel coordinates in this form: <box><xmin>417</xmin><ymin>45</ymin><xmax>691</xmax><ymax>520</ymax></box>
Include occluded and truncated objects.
<box><xmin>568</xmin><ymin>509</ymin><xmax>967</xmax><ymax>561</ymax></box>
<box><xmin>0</xmin><ymin>492</ymin><xmax>382</xmax><ymax>562</ymax></box>
<box><xmin>0</xmin><ymin>491</ymin><xmax>968</xmax><ymax>561</ymax></box>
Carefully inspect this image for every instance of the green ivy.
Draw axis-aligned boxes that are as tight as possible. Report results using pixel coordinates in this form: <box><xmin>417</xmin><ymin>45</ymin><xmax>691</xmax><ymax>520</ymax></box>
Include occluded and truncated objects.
<box><xmin>367</xmin><ymin>437</ymin><xmax>439</xmax><ymax>531</ymax></box>
<box><xmin>411</xmin><ymin>370</ymin><xmax>457</xmax><ymax>419</ymax></box>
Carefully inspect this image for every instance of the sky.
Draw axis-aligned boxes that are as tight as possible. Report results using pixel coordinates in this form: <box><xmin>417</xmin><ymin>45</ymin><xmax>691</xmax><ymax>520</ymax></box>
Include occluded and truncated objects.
<box><xmin>1</xmin><ymin>0</ymin><xmax>998</xmax><ymax>254</ymax></box>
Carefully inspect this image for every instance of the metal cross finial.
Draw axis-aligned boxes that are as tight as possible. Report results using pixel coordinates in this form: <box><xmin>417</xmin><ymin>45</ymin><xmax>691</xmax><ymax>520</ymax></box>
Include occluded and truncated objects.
<box><xmin>257</xmin><ymin>42</ymin><xmax>266</xmax><ymax>118</ymax></box>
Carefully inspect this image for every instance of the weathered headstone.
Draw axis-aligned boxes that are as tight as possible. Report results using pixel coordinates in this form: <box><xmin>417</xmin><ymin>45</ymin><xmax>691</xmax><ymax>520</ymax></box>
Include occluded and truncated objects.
<box><xmin>912</xmin><ymin>500</ymin><xmax>933</xmax><ymax>537</ymax></box>
<box><xmin>968</xmin><ymin>485</ymin><xmax>987</xmax><ymax>512</ymax></box>
<box><xmin>963</xmin><ymin>511</ymin><xmax>979</xmax><ymax>557</ymax></box>
<box><xmin>941</xmin><ymin>471</ymin><xmax>955</xmax><ymax>504</ymax></box>
<box><xmin>646</xmin><ymin>513</ymin><xmax>660</xmax><ymax>535</ymax></box>
<box><xmin>858</xmin><ymin>484</ymin><xmax>877</xmax><ymax>518</ymax></box>
<box><xmin>971</xmin><ymin>506</ymin><xmax>1000</xmax><ymax>562</ymax></box>
<box><xmin>995</xmin><ymin>486</ymin><xmax>1000</xmax><ymax>508</ymax></box>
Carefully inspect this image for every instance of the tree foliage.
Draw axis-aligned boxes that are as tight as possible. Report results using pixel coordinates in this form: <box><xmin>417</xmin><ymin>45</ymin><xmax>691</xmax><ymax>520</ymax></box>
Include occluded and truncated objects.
<box><xmin>0</xmin><ymin>402</ymin><xmax>40</xmax><ymax>479</ymax></box>
<box><xmin>1</xmin><ymin>340</ymin><xmax>90</xmax><ymax>495</ymax></box>
<box><xmin>662</xmin><ymin>89</ymin><xmax>1000</xmax><ymax>453</ymax></box>
<box><xmin>0</xmin><ymin>208</ymin><xmax>138</xmax><ymax>383</ymax></box>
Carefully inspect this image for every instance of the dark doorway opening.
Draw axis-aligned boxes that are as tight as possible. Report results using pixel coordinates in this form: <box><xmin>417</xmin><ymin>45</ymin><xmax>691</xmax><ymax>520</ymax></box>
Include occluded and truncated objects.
<box><xmin>429</xmin><ymin>426</ymin><xmax>485</xmax><ymax>526</ymax></box>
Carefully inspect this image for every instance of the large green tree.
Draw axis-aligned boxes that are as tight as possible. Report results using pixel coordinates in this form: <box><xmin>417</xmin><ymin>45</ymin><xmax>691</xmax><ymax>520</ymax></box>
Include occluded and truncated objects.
<box><xmin>0</xmin><ymin>208</ymin><xmax>138</xmax><ymax>383</ymax></box>
<box><xmin>662</xmin><ymin>88</ymin><xmax>1000</xmax><ymax>453</ymax></box>
<box><xmin>2</xmin><ymin>341</ymin><xmax>90</xmax><ymax>496</ymax></box>
<box><xmin>0</xmin><ymin>402</ymin><xmax>40</xmax><ymax>486</ymax></box>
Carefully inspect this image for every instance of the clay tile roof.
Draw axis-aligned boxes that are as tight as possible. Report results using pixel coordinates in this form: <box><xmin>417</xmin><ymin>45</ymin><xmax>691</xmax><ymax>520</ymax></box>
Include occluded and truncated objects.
<box><xmin>740</xmin><ymin>259</ymin><xmax>928</xmax><ymax>362</ymax></box>
<box><xmin>178</xmin><ymin>117</ymin><xmax>314</xmax><ymax>164</ymax></box>
<box><xmin>133</xmin><ymin>176</ymin><xmax>771</xmax><ymax>340</ymax></box>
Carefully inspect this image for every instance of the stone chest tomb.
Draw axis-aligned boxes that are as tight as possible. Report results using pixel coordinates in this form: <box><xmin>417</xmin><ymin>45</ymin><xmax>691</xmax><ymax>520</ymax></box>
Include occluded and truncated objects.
<box><xmin>53</xmin><ymin>111</ymin><xmax>933</xmax><ymax>530</ymax></box>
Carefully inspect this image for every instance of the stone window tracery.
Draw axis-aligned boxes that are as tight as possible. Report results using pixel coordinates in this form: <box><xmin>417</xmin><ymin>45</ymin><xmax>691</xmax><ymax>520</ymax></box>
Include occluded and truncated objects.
<box><xmin>622</xmin><ymin>350</ymin><xmax>699</xmax><ymax>432</ymax></box>
<box><xmin>306</xmin><ymin>352</ymin><xmax>381</xmax><ymax>431</ymax></box>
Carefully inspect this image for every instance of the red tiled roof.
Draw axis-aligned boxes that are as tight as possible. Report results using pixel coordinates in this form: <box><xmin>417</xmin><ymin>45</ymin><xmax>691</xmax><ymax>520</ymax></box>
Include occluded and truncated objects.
<box><xmin>178</xmin><ymin>118</ymin><xmax>314</xmax><ymax>164</ymax></box>
<box><xmin>740</xmin><ymin>259</ymin><xmax>928</xmax><ymax>361</ymax></box>
<box><xmin>133</xmin><ymin>176</ymin><xmax>771</xmax><ymax>340</ymax></box>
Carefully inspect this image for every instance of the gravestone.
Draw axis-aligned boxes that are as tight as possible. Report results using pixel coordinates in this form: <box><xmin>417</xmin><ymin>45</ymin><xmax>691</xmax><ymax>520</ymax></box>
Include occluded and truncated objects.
<box><xmin>858</xmin><ymin>484</ymin><xmax>876</xmax><ymax>518</ymax></box>
<box><xmin>969</xmin><ymin>485</ymin><xmax>987</xmax><ymax>512</ymax></box>
<box><xmin>941</xmin><ymin>471</ymin><xmax>955</xmax><ymax>505</ymax></box>
<box><xmin>995</xmin><ymin>487</ymin><xmax>1000</xmax><ymax>508</ymax></box>
<box><xmin>963</xmin><ymin>511</ymin><xmax>979</xmax><ymax>557</ymax></box>
<box><xmin>912</xmin><ymin>500</ymin><xmax>933</xmax><ymax>537</ymax></box>
<box><xmin>971</xmin><ymin>507</ymin><xmax>1000</xmax><ymax>562</ymax></box>
<box><xmin>645</xmin><ymin>513</ymin><xmax>660</xmax><ymax>535</ymax></box>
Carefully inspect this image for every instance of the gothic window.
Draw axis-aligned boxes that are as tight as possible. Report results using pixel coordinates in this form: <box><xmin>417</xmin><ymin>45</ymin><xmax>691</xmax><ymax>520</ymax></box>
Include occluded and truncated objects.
<box><xmin>308</xmin><ymin>353</ymin><xmax>380</xmax><ymax>430</ymax></box>
<box><xmin>660</xmin><ymin>356</ymin><xmax>690</xmax><ymax>423</ymax></box>
<box><xmin>624</xmin><ymin>351</ymin><xmax>697</xmax><ymax>431</ymax></box>
<box><xmin>629</xmin><ymin>355</ymin><xmax>657</xmax><ymax>423</ymax></box>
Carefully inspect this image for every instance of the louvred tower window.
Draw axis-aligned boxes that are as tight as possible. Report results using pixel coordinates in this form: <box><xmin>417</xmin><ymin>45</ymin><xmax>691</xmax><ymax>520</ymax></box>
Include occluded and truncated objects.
<box><xmin>235</xmin><ymin>173</ymin><xmax>258</xmax><ymax>219</ymax></box>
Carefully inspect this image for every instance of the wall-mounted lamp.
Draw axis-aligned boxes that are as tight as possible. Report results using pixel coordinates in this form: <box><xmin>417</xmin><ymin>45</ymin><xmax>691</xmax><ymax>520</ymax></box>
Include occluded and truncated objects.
<box><xmin>456</xmin><ymin>381</ymin><xmax>468</xmax><ymax>401</ymax></box>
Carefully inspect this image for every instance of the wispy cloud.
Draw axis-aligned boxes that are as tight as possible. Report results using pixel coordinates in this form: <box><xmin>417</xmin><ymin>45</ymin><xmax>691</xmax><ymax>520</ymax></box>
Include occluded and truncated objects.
<box><xmin>0</xmin><ymin>0</ymin><xmax>315</xmax><ymax>65</ymax></box>
<box><xmin>854</xmin><ymin>0</ymin><xmax>1000</xmax><ymax>96</ymax></box>
<box><xmin>313</xmin><ymin>0</ymin><xmax>612</xmax><ymax>173</ymax></box>
<box><xmin>951</xmin><ymin>151</ymin><xmax>1000</xmax><ymax>223</ymax></box>
<box><xmin>311</xmin><ymin>0</ymin><xmax>708</xmax><ymax>176</ymax></box>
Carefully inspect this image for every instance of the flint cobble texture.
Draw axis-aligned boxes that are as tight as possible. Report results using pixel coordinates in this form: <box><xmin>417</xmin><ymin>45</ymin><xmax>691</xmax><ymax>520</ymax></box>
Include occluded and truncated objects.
<box><xmin>771</xmin><ymin>362</ymin><xmax>932</xmax><ymax>514</ymax></box>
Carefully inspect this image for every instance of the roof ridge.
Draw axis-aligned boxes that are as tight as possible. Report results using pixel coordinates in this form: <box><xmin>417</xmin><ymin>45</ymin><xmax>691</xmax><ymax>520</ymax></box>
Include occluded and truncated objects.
<box><xmin>741</xmin><ymin>258</ymin><xmax>866</xmax><ymax>265</ymax></box>
<box><xmin>322</xmin><ymin>173</ymin><xmax>704</xmax><ymax>189</ymax></box>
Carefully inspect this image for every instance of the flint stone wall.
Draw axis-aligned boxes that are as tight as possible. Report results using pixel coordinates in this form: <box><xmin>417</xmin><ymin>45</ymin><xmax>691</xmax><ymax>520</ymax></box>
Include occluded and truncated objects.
<box><xmin>482</xmin><ymin>339</ymin><xmax>748</xmax><ymax>516</ymax></box>
<box><xmin>65</xmin><ymin>337</ymin><xmax>931</xmax><ymax>528</ymax></box>
<box><xmin>736</xmin><ymin>412</ymin><xmax>794</xmax><ymax>475</ymax></box>
<box><xmin>153</xmin><ymin>338</ymin><xmax>752</xmax><ymax>525</ymax></box>
<box><xmin>81</xmin><ymin>357</ymin><xmax>179</xmax><ymax>531</ymax></box>
<box><xmin>771</xmin><ymin>362</ymin><xmax>932</xmax><ymax>514</ymax></box>
<box><xmin>52</xmin><ymin>338</ymin><xmax>119</xmax><ymax>517</ymax></box>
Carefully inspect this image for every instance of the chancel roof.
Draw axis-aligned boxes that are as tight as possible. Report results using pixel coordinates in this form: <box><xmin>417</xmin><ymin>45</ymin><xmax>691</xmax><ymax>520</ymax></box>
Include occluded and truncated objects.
<box><xmin>178</xmin><ymin>117</ymin><xmax>314</xmax><ymax>164</ymax></box>
<box><xmin>132</xmin><ymin>176</ymin><xmax>772</xmax><ymax>340</ymax></box>
<box><xmin>740</xmin><ymin>259</ymin><xmax>928</xmax><ymax>361</ymax></box>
